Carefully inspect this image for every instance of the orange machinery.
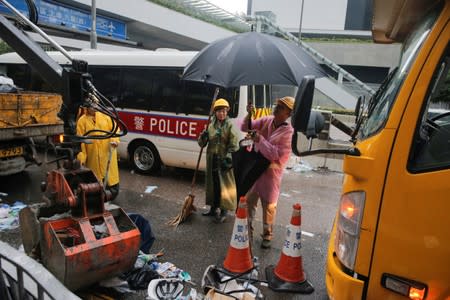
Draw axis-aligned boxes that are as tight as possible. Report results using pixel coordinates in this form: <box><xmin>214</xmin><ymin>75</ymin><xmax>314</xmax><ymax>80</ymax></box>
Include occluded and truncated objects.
<box><xmin>19</xmin><ymin>156</ymin><xmax>140</xmax><ymax>291</ymax></box>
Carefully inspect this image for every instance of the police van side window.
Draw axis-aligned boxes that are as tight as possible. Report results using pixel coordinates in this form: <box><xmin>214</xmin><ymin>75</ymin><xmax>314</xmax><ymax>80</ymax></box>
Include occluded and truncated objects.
<box><xmin>183</xmin><ymin>81</ymin><xmax>215</xmax><ymax>116</ymax></box>
<box><xmin>150</xmin><ymin>69</ymin><xmax>183</xmax><ymax>113</ymax></box>
<box><xmin>89</xmin><ymin>66</ymin><xmax>121</xmax><ymax>105</ymax></box>
<box><xmin>181</xmin><ymin>83</ymin><xmax>239</xmax><ymax>117</ymax></box>
<box><xmin>120</xmin><ymin>68</ymin><xmax>153</xmax><ymax>110</ymax></box>
<box><xmin>409</xmin><ymin>48</ymin><xmax>450</xmax><ymax>172</ymax></box>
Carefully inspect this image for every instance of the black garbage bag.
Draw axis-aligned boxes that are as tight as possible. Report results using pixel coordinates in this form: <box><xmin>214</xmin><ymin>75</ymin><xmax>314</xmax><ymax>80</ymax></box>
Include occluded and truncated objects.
<box><xmin>122</xmin><ymin>264</ymin><xmax>159</xmax><ymax>290</ymax></box>
<box><xmin>232</xmin><ymin>117</ymin><xmax>271</xmax><ymax>204</ymax></box>
<box><xmin>232</xmin><ymin>146</ymin><xmax>270</xmax><ymax>202</ymax></box>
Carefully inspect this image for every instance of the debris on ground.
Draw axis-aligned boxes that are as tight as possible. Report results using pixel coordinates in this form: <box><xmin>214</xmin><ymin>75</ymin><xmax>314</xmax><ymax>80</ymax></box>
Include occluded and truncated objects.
<box><xmin>291</xmin><ymin>160</ymin><xmax>314</xmax><ymax>173</ymax></box>
<box><xmin>145</xmin><ymin>186</ymin><xmax>158</xmax><ymax>193</ymax></box>
<box><xmin>0</xmin><ymin>201</ymin><xmax>26</xmax><ymax>231</ymax></box>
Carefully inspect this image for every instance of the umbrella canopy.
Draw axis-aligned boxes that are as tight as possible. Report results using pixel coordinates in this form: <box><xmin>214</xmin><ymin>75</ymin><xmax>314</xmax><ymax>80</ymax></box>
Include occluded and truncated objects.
<box><xmin>182</xmin><ymin>32</ymin><xmax>325</xmax><ymax>88</ymax></box>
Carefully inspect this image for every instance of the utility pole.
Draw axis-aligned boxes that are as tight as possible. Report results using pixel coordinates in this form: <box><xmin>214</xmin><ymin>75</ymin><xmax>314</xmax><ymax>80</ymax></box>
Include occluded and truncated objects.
<box><xmin>298</xmin><ymin>0</ymin><xmax>305</xmax><ymax>43</ymax></box>
<box><xmin>90</xmin><ymin>0</ymin><xmax>97</xmax><ymax>49</ymax></box>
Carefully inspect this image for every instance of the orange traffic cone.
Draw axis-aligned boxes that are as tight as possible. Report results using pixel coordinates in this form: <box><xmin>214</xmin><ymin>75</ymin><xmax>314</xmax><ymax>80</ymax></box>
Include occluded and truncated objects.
<box><xmin>265</xmin><ymin>203</ymin><xmax>314</xmax><ymax>293</ymax></box>
<box><xmin>223</xmin><ymin>196</ymin><xmax>254</xmax><ymax>274</ymax></box>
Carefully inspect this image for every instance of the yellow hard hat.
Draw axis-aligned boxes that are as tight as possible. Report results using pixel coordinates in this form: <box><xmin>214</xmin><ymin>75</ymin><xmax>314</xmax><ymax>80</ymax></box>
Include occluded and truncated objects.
<box><xmin>213</xmin><ymin>98</ymin><xmax>230</xmax><ymax>110</ymax></box>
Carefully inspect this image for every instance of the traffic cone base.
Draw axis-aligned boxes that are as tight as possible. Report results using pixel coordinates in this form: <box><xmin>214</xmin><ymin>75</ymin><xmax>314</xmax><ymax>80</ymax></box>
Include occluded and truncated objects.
<box><xmin>265</xmin><ymin>265</ymin><xmax>314</xmax><ymax>294</ymax></box>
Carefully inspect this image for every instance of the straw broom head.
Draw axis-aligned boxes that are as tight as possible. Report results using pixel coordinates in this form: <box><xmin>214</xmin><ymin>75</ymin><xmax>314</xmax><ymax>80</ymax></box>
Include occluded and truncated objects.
<box><xmin>167</xmin><ymin>194</ymin><xmax>197</xmax><ymax>227</ymax></box>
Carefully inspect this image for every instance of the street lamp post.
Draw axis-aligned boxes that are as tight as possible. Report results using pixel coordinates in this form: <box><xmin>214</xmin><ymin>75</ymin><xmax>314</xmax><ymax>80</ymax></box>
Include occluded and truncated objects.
<box><xmin>298</xmin><ymin>0</ymin><xmax>305</xmax><ymax>42</ymax></box>
<box><xmin>90</xmin><ymin>0</ymin><xmax>97</xmax><ymax>49</ymax></box>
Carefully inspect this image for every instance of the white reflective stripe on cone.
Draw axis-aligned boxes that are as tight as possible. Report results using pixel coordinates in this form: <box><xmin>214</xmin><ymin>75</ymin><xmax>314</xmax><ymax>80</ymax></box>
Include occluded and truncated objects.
<box><xmin>282</xmin><ymin>224</ymin><xmax>302</xmax><ymax>258</ymax></box>
<box><xmin>229</xmin><ymin>217</ymin><xmax>250</xmax><ymax>249</ymax></box>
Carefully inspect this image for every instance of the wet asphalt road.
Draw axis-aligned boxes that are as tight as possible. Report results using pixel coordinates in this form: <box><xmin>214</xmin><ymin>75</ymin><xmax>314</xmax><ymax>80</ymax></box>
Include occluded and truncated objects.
<box><xmin>0</xmin><ymin>154</ymin><xmax>342</xmax><ymax>299</ymax></box>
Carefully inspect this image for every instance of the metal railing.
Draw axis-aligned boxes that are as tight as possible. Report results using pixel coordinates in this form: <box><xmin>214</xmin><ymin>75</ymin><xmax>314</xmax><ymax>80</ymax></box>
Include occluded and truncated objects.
<box><xmin>0</xmin><ymin>241</ymin><xmax>80</xmax><ymax>300</ymax></box>
<box><xmin>249</xmin><ymin>15</ymin><xmax>376</xmax><ymax>96</ymax></box>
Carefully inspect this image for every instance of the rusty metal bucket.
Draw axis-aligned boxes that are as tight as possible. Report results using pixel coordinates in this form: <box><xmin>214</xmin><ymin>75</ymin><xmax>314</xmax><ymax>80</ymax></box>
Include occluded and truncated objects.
<box><xmin>39</xmin><ymin>207</ymin><xmax>140</xmax><ymax>291</ymax></box>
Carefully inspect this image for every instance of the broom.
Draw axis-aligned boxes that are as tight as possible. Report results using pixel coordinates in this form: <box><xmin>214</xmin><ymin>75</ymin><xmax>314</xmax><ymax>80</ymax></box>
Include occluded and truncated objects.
<box><xmin>167</xmin><ymin>88</ymin><xmax>220</xmax><ymax>227</ymax></box>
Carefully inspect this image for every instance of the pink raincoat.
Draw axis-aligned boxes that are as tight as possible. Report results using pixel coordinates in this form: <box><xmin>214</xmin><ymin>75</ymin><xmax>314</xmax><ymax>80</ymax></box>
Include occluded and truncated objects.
<box><xmin>241</xmin><ymin>116</ymin><xmax>293</xmax><ymax>204</ymax></box>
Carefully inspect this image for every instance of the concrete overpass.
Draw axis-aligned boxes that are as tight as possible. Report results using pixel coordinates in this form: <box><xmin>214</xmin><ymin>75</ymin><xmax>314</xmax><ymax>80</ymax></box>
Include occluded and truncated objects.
<box><xmin>57</xmin><ymin>0</ymin><xmax>238</xmax><ymax>50</ymax></box>
<box><xmin>2</xmin><ymin>0</ymin><xmax>401</xmax><ymax>109</ymax></box>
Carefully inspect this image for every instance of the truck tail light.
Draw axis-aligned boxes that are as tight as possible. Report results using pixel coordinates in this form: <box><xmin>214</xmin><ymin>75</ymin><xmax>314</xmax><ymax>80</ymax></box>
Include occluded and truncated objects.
<box><xmin>334</xmin><ymin>191</ymin><xmax>365</xmax><ymax>270</ymax></box>
<box><xmin>381</xmin><ymin>273</ymin><xmax>427</xmax><ymax>299</ymax></box>
<box><xmin>51</xmin><ymin>134</ymin><xmax>64</xmax><ymax>144</ymax></box>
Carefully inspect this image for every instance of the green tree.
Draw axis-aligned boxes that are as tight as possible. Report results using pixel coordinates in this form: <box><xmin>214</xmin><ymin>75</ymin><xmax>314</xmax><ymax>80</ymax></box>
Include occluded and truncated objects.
<box><xmin>0</xmin><ymin>40</ymin><xmax>12</xmax><ymax>54</ymax></box>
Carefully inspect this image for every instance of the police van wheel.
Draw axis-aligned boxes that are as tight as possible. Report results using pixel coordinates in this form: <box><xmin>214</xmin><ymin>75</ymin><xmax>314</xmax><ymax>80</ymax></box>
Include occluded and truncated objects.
<box><xmin>130</xmin><ymin>141</ymin><xmax>161</xmax><ymax>174</ymax></box>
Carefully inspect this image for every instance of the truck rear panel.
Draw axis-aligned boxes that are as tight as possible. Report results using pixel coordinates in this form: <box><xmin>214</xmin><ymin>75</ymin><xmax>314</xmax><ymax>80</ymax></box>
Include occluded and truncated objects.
<box><xmin>0</xmin><ymin>92</ymin><xmax>63</xmax><ymax>140</ymax></box>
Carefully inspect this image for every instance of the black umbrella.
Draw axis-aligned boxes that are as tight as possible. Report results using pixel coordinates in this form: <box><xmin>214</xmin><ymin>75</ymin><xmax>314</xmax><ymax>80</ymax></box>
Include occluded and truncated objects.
<box><xmin>182</xmin><ymin>31</ymin><xmax>325</xmax><ymax>87</ymax></box>
<box><xmin>178</xmin><ymin>32</ymin><xmax>326</xmax><ymax>216</ymax></box>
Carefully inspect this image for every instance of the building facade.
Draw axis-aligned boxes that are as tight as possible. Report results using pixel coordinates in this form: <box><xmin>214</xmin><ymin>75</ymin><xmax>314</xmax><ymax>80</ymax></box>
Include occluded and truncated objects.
<box><xmin>249</xmin><ymin>0</ymin><xmax>372</xmax><ymax>38</ymax></box>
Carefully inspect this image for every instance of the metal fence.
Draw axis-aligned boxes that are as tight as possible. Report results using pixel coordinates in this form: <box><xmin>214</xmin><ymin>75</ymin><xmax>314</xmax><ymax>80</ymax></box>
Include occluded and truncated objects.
<box><xmin>0</xmin><ymin>241</ymin><xmax>80</xmax><ymax>300</ymax></box>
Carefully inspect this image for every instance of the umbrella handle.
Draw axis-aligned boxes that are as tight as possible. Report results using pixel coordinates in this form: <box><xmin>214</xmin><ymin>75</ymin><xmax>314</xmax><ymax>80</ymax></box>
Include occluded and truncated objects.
<box><xmin>191</xmin><ymin>87</ymin><xmax>220</xmax><ymax>192</ymax></box>
<box><xmin>247</xmin><ymin>99</ymin><xmax>253</xmax><ymax>130</ymax></box>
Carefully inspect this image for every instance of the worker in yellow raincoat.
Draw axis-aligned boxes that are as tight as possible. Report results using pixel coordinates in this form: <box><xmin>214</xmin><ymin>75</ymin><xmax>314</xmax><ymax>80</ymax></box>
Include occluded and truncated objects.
<box><xmin>76</xmin><ymin>104</ymin><xmax>120</xmax><ymax>200</ymax></box>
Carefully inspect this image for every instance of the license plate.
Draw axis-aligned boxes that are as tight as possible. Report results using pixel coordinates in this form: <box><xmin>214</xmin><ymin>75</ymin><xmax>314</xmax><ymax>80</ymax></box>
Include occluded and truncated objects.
<box><xmin>0</xmin><ymin>146</ymin><xmax>23</xmax><ymax>158</ymax></box>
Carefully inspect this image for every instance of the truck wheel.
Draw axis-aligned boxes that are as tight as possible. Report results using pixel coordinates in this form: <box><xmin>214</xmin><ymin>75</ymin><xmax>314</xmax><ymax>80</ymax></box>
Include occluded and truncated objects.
<box><xmin>130</xmin><ymin>141</ymin><xmax>161</xmax><ymax>174</ymax></box>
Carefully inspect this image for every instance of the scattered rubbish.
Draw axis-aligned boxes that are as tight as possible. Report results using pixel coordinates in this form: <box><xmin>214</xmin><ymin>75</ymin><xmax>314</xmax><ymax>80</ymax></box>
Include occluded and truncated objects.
<box><xmin>55</xmin><ymin>226</ymin><xmax>82</xmax><ymax>247</ymax></box>
<box><xmin>201</xmin><ymin>265</ymin><xmax>264</xmax><ymax>299</ymax></box>
<box><xmin>147</xmin><ymin>278</ymin><xmax>194</xmax><ymax>300</ymax></box>
<box><xmin>292</xmin><ymin>160</ymin><xmax>314</xmax><ymax>173</ymax></box>
<box><xmin>148</xmin><ymin>261</ymin><xmax>193</xmax><ymax>285</ymax></box>
<box><xmin>0</xmin><ymin>201</ymin><xmax>26</xmax><ymax>231</ymax></box>
<box><xmin>280</xmin><ymin>193</ymin><xmax>291</xmax><ymax>198</ymax></box>
<box><xmin>205</xmin><ymin>285</ymin><xmax>256</xmax><ymax>299</ymax></box>
<box><xmin>123</xmin><ymin>263</ymin><xmax>159</xmax><ymax>290</ymax></box>
<box><xmin>151</xmin><ymin>261</ymin><xmax>178</xmax><ymax>278</ymax></box>
<box><xmin>123</xmin><ymin>251</ymin><xmax>190</xmax><ymax>293</ymax></box>
<box><xmin>145</xmin><ymin>186</ymin><xmax>158</xmax><ymax>193</ymax></box>
<box><xmin>0</xmin><ymin>207</ymin><xmax>9</xmax><ymax>218</ymax></box>
<box><xmin>99</xmin><ymin>276</ymin><xmax>129</xmax><ymax>288</ymax></box>
<box><xmin>179</xmin><ymin>271</ymin><xmax>192</xmax><ymax>282</ymax></box>
<box><xmin>92</xmin><ymin>222</ymin><xmax>109</xmax><ymax>239</ymax></box>
<box><xmin>134</xmin><ymin>249</ymin><xmax>163</xmax><ymax>269</ymax></box>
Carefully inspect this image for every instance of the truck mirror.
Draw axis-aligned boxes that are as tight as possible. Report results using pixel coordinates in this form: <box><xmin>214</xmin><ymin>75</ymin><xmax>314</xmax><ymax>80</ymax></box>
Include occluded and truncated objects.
<box><xmin>291</xmin><ymin>76</ymin><xmax>316</xmax><ymax>133</ymax></box>
<box><xmin>304</xmin><ymin>110</ymin><xmax>325</xmax><ymax>138</ymax></box>
<box><xmin>291</xmin><ymin>110</ymin><xmax>326</xmax><ymax>156</ymax></box>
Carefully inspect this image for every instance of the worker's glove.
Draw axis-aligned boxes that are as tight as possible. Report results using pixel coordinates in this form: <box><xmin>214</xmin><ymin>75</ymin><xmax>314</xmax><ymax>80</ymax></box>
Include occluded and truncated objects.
<box><xmin>220</xmin><ymin>156</ymin><xmax>233</xmax><ymax>171</ymax></box>
<box><xmin>200</xmin><ymin>130</ymin><xmax>209</xmax><ymax>139</ymax></box>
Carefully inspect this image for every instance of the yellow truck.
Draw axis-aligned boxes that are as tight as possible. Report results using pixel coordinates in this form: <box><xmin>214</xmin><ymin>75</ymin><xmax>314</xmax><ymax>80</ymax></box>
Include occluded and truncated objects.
<box><xmin>322</xmin><ymin>0</ymin><xmax>450</xmax><ymax>299</ymax></box>
<box><xmin>291</xmin><ymin>0</ymin><xmax>449</xmax><ymax>299</ymax></box>
<box><xmin>0</xmin><ymin>91</ymin><xmax>63</xmax><ymax>175</ymax></box>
